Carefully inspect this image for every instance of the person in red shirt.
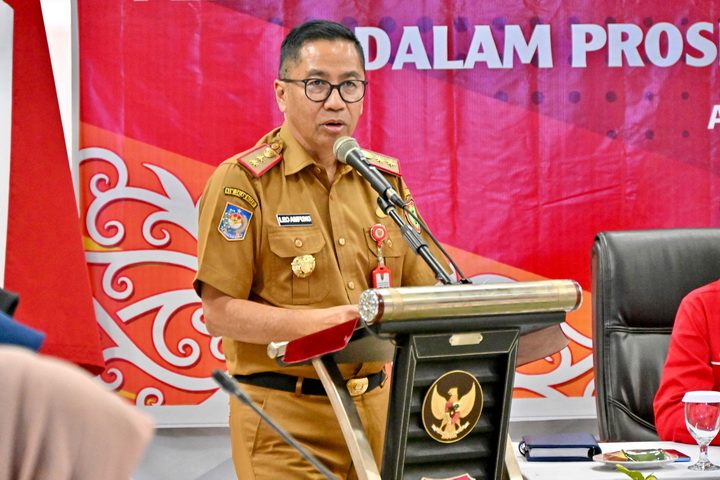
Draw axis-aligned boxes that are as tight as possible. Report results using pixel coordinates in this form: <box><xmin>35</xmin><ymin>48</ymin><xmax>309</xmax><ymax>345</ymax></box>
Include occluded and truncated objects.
<box><xmin>654</xmin><ymin>279</ymin><xmax>720</xmax><ymax>445</ymax></box>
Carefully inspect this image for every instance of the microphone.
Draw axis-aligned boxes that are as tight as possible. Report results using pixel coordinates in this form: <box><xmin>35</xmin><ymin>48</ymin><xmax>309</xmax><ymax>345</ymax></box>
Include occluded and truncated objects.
<box><xmin>333</xmin><ymin>137</ymin><xmax>405</xmax><ymax>208</ymax></box>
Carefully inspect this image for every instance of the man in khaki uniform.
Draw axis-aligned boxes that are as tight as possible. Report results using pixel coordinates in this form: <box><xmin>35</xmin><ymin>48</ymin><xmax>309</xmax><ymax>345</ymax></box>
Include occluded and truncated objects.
<box><xmin>194</xmin><ymin>20</ymin><xmax>448</xmax><ymax>479</ymax></box>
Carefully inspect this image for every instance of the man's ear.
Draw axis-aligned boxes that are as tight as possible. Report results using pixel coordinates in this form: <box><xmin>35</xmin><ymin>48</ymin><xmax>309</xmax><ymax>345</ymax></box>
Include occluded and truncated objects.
<box><xmin>274</xmin><ymin>79</ymin><xmax>287</xmax><ymax>113</ymax></box>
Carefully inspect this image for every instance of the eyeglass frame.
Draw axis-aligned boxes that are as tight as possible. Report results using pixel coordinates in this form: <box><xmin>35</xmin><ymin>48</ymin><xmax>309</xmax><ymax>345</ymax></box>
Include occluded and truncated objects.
<box><xmin>279</xmin><ymin>78</ymin><xmax>368</xmax><ymax>103</ymax></box>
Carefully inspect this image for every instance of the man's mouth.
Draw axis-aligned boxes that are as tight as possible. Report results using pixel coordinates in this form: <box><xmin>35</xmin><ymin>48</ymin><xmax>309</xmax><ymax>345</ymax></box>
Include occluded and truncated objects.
<box><xmin>323</xmin><ymin>121</ymin><xmax>345</xmax><ymax>131</ymax></box>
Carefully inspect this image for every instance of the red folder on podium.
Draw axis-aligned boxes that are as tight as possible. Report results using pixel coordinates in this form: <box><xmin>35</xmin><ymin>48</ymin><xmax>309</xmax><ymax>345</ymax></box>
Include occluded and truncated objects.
<box><xmin>282</xmin><ymin>318</ymin><xmax>358</xmax><ymax>364</ymax></box>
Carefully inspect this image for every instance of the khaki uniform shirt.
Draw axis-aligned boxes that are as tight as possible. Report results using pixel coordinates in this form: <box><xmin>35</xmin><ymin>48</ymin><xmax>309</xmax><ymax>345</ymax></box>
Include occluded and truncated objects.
<box><xmin>194</xmin><ymin>125</ymin><xmax>445</xmax><ymax>379</ymax></box>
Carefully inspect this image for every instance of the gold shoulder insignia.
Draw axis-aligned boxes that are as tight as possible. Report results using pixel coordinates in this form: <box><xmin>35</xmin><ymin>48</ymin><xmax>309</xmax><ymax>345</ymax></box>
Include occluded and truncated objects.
<box><xmin>237</xmin><ymin>142</ymin><xmax>283</xmax><ymax>178</ymax></box>
<box><xmin>362</xmin><ymin>149</ymin><xmax>401</xmax><ymax>176</ymax></box>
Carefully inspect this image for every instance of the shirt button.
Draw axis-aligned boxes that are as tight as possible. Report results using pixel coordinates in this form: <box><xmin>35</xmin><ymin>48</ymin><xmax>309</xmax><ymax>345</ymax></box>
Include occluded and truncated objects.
<box><xmin>387</xmin><ymin>239</ymin><xmax>393</xmax><ymax>247</ymax></box>
<box><xmin>329</xmin><ymin>192</ymin><xmax>335</xmax><ymax>200</ymax></box>
<box><xmin>339</xmin><ymin>238</ymin><xmax>346</xmax><ymax>246</ymax></box>
<box><xmin>348</xmin><ymin>281</ymin><xmax>355</xmax><ymax>290</ymax></box>
<box><xmin>295</xmin><ymin>239</ymin><xmax>303</xmax><ymax>247</ymax></box>
<box><xmin>314</xmin><ymin>166</ymin><xmax>322</xmax><ymax>174</ymax></box>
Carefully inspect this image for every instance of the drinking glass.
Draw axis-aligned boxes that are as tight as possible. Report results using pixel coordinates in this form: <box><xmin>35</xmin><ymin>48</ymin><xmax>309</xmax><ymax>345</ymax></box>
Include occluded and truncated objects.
<box><xmin>683</xmin><ymin>391</ymin><xmax>720</xmax><ymax>471</ymax></box>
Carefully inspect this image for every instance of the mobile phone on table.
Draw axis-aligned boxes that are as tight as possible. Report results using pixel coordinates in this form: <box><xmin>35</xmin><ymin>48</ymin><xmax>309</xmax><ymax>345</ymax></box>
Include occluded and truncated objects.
<box><xmin>663</xmin><ymin>449</ymin><xmax>691</xmax><ymax>462</ymax></box>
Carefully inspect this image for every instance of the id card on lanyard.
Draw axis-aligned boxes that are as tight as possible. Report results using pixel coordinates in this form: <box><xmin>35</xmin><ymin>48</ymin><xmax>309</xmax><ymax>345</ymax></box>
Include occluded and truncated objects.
<box><xmin>370</xmin><ymin>224</ymin><xmax>392</xmax><ymax>288</ymax></box>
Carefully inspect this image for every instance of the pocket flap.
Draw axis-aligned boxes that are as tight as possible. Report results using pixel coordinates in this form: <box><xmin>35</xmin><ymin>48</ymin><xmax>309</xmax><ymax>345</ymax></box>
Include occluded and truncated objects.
<box><xmin>268</xmin><ymin>228</ymin><xmax>326</xmax><ymax>258</ymax></box>
<box><xmin>365</xmin><ymin>225</ymin><xmax>402</xmax><ymax>258</ymax></box>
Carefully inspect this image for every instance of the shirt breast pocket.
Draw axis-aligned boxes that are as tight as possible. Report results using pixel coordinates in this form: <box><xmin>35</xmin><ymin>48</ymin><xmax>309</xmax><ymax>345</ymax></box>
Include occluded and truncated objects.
<box><xmin>268</xmin><ymin>228</ymin><xmax>328</xmax><ymax>305</ymax></box>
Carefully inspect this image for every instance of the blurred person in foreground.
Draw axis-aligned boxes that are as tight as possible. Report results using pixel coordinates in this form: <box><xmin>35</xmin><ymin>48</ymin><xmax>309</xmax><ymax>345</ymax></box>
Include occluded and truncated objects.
<box><xmin>0</xmin><ymin>345</ymin><xmax>154</xmax><ymax>480</ymax></box>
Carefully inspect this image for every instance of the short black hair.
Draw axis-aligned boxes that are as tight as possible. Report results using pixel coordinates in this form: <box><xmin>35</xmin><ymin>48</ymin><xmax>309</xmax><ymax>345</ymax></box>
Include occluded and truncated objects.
<box><xmin>279</xmin><ymin>19</ymin><xmax>365</xmax><ymax>78</ymax></box>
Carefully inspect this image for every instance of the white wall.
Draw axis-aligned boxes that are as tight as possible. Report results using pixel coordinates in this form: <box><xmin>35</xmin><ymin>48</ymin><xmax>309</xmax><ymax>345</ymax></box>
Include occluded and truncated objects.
<box><xmin>0</xmin><ymin>1</ymin><xmax>13</xmax><ymax>288</ymax></box>
<box><xmin>39</xmin><ymin>0</ymin><xmax>71</xmax><ymax>163</ymax></box>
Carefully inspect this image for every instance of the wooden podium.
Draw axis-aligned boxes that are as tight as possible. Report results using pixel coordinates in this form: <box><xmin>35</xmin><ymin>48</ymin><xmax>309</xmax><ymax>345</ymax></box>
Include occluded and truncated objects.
<box><xmin>268</xmin><ymin>280</ymin><xmax>582</xmax><ymax>480</ymax></box>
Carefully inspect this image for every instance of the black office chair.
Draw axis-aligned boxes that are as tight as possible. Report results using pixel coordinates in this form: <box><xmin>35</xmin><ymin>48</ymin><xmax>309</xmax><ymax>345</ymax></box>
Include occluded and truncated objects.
<box><xmin>591</xmin><ymin>228</ymin><xmax>720</xmax><ymax>441</ymax></box>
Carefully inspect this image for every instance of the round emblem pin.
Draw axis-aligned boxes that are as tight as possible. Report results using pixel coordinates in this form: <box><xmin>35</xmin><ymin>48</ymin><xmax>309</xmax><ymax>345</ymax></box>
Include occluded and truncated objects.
<box><xmin>370</xmin><ymin>224</ymin><xmax>387</xmax><ymax>243</ymax></box>
<box><xmin>421</xmin><ymin>370</ymin><xmax>484</xmax><ymax>443</ymax></box>
<box><xmin>291</xmin><ymin>254</ymin><xmax>316</xmax><ymax>278</ymax></box>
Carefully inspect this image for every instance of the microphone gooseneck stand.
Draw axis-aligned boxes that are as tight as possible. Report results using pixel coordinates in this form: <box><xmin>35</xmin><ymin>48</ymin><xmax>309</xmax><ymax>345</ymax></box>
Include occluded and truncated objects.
<box><xmin>212</xmin><ymin>370</ymin><xmax>336</xmax><ymax>480</ymax></box>
<box><xmin>334</xmin><ymin>136</ymin><xmax>468</xmax><ymax>286</ymax></box>
<box><xmin>376</xmin><ymin>196</ymin><xmax>455</xmax><ymax>286</ymax></box>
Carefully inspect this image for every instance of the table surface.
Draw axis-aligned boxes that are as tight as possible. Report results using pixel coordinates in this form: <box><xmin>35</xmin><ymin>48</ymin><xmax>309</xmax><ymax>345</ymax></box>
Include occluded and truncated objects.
<box><xmin>513</xmin><ymin>441</ymin><xmax>720</xmax><ymax>479</ymax></box>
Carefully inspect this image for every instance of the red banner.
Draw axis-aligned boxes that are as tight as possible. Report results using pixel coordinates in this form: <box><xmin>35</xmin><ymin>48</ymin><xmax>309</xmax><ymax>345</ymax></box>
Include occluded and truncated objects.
<box><xmin>77</xmin><ymin>1</ymin><xmax>720</xmax><ymax>408</ymax></box>
<box><xmin>4</xmin><ymin>0</ymin><xmax>103</xmax><ymax>373</ymax></box>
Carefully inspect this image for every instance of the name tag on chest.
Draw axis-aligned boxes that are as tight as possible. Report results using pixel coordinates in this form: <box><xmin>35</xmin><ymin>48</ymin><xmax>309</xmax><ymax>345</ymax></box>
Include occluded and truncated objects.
<box><xmin>277</xmin><ymin>214</ymin><xmax>313</xmax><ymax>227</ymax></box>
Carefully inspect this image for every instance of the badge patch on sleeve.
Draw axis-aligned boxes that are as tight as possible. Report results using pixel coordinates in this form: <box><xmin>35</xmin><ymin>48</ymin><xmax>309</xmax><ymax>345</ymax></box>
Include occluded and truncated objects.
<box><xmin>218</xmin><ymin>203</ymin><xmax>253</xmax><ymax>241</ymax></box>
<box><xmin>223</xmin><ymin>187</ymin><xmax>258</xmax><ymax>208</ymax></box>
<box><xmin>404</xmin><ymin>200</ymin><xmax>422</xmax><ymax>233</ymax></box>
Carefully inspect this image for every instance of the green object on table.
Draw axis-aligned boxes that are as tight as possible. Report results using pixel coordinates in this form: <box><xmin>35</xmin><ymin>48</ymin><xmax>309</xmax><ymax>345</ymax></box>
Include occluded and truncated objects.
<box><xmin>622</xmin><ymin>449</ymin><xmax>668</xmax><ymax>462</ymax></box>
<box><xmin>615</xmin><ymin>464</ymin><xmax>658</xmax><ymax>480</ymax></box>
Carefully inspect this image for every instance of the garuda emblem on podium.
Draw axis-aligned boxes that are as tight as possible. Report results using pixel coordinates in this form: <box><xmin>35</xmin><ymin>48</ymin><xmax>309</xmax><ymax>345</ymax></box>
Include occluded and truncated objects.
<box><xmin>422</xmin><ymin>370</ymin><xmax>483</xmax><ymax>443</ymax></box>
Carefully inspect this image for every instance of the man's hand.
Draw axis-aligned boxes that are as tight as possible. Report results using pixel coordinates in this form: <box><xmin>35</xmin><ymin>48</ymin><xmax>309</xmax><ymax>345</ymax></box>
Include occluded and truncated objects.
<box><xmin>200</xmin><ymin>283</ymin><xmax>359</xmax><ymax>344</ymax></box>
<box><xmin>301</xmin><ymin>304</ymin><xmax>359</xmax><ymax>334</ymax></box>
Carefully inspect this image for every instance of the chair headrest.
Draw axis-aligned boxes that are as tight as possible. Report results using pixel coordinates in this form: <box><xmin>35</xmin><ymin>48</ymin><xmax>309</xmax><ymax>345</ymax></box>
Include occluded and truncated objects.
<box><xmin>593</xmin><ymin>228</ymin><xmax>720</xmax><ymax>329</ymax></box>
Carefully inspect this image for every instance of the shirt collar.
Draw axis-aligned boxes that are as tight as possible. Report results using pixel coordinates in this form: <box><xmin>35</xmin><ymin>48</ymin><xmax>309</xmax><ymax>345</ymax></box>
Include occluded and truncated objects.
<box><xmin>277</xmin><ymin>125</ymin><xmax>352</xmax><ymax>178</ymax></box>
<box><xmin>278</xmin><ymin>125</ymin><xmax>315</xmax><ymax>176</ymax></box>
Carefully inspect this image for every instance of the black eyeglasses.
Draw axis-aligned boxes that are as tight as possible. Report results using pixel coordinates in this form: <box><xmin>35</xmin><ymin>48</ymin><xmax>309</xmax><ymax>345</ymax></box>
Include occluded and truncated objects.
<box><xmin>280</xmin><ymin>78</ymin><xmax>368</xmax><ymax>103</ymax></box>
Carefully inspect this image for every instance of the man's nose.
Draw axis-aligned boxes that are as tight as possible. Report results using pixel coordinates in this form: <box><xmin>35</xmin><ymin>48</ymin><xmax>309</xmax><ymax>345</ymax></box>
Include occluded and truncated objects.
<box><xmin>324</xmin><ymin>85</ymin><xmax>345</xmax><ymax>108</ymax></box>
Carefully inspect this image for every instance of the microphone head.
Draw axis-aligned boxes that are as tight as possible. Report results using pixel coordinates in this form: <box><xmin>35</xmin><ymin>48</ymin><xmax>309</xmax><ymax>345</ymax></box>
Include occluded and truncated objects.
<box><xmin>212</xmin><ymin>369</ymin><xmax>239</xmax><ymax>394</ymax></box>
<box><xmin>333</xmin><ymin>136</ymin><xmax>360</xmax><ymax>165</ymax></box>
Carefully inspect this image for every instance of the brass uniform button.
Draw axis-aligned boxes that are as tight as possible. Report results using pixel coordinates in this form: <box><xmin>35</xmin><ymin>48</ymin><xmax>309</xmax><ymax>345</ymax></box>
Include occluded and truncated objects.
<box><xmin>339</xmin><ymin>238</ymin><xmax>346</xmax><ymax>246</ymax></box>
<box><xmin>294</xmin><ymin>239</ymin><xmax>303</xmax><ymax>247</ymax></box>
<box><xmin>348</xmin><ymin>281</ymin><xmax>355</xmax><ymax>290</ymax></box>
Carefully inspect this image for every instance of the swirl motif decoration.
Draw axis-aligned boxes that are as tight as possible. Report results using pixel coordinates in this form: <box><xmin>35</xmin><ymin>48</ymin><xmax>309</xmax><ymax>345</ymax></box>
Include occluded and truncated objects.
<box><xmin>79</xmin><ymin>146</ymin><xmax>225</xmax><ymax>406</ymax></box>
